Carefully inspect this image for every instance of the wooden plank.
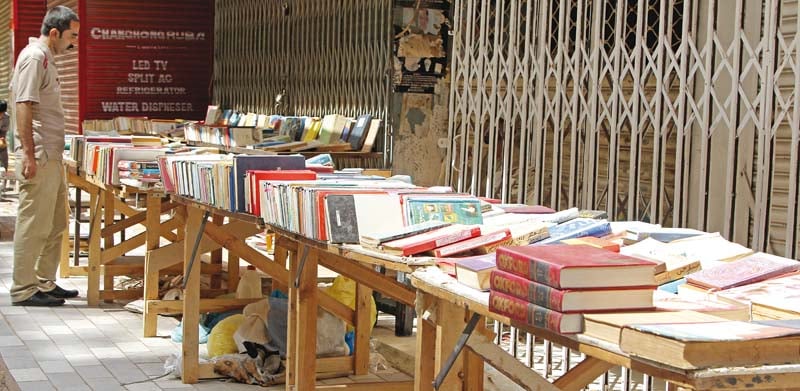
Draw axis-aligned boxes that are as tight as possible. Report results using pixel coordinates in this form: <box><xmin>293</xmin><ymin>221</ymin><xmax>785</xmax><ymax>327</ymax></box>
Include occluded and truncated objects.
<box><xmin>202</xmin><ymin>222</ymin><xmax>288</xmax><ymax>282</ymax></box>
<box><xmin>103</xmin><ymin>190</ymin><xmax>116</xmax><ymax>303</ymax></box>
<box><xmin>113</xmin><ymin>196</ymin><xmax>141</xmax><ymax>217</ymax></box>
<box><xmin>146</xmin><ymin>298</ymin><xmax>263</xmax><ymax>314</ymax></box>
<box><xmin>318</xmin><ymin>252</ymin><xmax>415</xmax><ymax>306</ymax></box>
<box><xmin>414</xmin><ymin>293</ymin><xmax>436</xmax><ymax>391</ymax></box>
<box><xmin>227</xmin><ymin>254</ymin><xmax>240</xmax><ymax>293</ymax></box>
<box><xmin>436</xmin><ymin>299</ymin><xmax>465</xmax><ymax>391</ymax></box>
<box><xmin>315</xmin><ymin>382</ymin><xmax>413</xmax><ymax>391</ymax></box>
<box><xmin>143</xmin><ymin>193</ymin><xmax>171</xmax><ymax>337</ymax></box>
<box><xmin>294</xmin><ymin>245</ymin><xmax>319</xmax><ymax>391</ymax></box>
<box><xmin>317</xmin><ymin>356</ymin><xmax>353</xmax><ymax>374</ymax></box>
<box><xmin>463</xmin><ymin>323</ymin><xmax>485</xmax><ymax>391</ymax></box>
<box><xmin>286</xmin><ymin>246</ymin><xmax>298</xmax><ymax>387</ymax></box>
<box><xmin>101</xmin><ymin>209</ymin><xmax>146</xmax><ymax>238</ymax></box>
<box><xmin>209</xmin><ymin>214</ymin><xmax>224</xmax><ymax>289</ymax></box>
<box><xmin>692</xmin><ymin>371</ymin><xmax>800</xmax><ymax>390</ymax></box>
<box><xmin>101</xmin><ymin>232</ymin><xmax>146</xmax><ymax>264</ymax></box>
<box><xmin>552</xmin><ymin>357</ymin><xmax>613</xmax><ymax>391</ymax></box>
<box><xmin>147</xmin><ymin>220</ymin><xmax>260</xmax><ymax>272</ymax></box>
<box><xmin>353</xmin><ymin>283</ymin><xmax>372</xmax><ymax>375</ymax></box>
<box><xmin>87</xmin><ymin>188</ymin><xmax>102</xmax><ymax>306</ymax></box>
<box><xmin>181</xmin><ymin>206</ymin><xmax>204</xmax><ymax>384</ymax></box>
<box><xmin>465</xmin><ymin>331</ymin><xmax>559</xmax><ymax>391</ymax></box>
<box><xmin>99</xmin><ymin>288</ymin><xmax>143</xmax><ymax>301</ymax></box>
<box><xmin>101</xmin><ymin>198</ymin><xmax>177</xmax><ymax>238</ymax></box>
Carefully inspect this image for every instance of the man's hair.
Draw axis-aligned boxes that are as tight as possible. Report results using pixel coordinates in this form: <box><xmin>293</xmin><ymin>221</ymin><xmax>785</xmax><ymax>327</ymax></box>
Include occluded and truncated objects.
<box><xmin>0</xmin><ymin>100</ymin><xmax>6</xmax><ymax>113</ymax></box>
<box><xmin>40</xmin><ymin>5</ymin><xmax>79</xmax><ymax>36</ymax></box>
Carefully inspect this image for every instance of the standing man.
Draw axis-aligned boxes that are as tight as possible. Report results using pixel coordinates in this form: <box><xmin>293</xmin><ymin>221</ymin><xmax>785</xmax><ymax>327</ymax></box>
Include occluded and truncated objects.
<box><xmin>10</xmin><ymin>6</ymin><xmax>80</xmax><ymax>306</ymax></box>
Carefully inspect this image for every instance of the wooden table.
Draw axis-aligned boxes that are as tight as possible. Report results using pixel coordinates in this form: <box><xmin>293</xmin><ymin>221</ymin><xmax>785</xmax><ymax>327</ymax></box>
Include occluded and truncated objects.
<box><xmin>167</xmin><ymin>195</ymin><xmax>427</xmax><ymax>390</ymax></box>
<box><xmin>62</xmin><ymin>162</ymin><xmax>181</xmax><ymax>306</ymax></box>
<box><xmin>410</xmin><ymin>267</ymin><xmax>800</xmax><ymax>391</ymax></box>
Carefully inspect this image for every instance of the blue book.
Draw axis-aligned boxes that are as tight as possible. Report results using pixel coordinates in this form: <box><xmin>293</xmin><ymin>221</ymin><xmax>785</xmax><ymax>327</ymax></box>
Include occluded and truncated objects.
<box><xmin>658</xmin><ymin>277</ymin><xmax>686</xmax><ymax>294</ymax></box>
<box><xmin>534</xmin><ymin>218</ymin><xmax>611</xmax><ymax>245</ymax></box>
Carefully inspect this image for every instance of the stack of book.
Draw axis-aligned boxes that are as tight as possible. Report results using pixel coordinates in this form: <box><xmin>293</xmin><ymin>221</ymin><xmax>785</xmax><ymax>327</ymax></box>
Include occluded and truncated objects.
<box><xmin>488</xmin><ymin>244</ymin><xmax>658</xmax><ymax>334</ymax></box>
<box><xmin>117</xmin><ymin>160</ymin><xmax>161</xmax><ymax>188</ymax></box>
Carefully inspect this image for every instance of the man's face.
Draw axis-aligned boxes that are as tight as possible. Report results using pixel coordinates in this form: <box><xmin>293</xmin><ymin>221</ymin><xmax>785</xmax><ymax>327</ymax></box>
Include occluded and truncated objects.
<box><xmin>52</xmin><ymin>20</ymin><xmax>79</xmax><ymax>55</ymax></box>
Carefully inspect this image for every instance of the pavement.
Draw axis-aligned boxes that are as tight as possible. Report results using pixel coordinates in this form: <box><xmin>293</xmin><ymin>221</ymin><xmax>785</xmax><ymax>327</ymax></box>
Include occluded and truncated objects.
<box><xmin>0</xmin><ymin>183</ymin><xmax>411</xmax><ymax>390</ymax></box>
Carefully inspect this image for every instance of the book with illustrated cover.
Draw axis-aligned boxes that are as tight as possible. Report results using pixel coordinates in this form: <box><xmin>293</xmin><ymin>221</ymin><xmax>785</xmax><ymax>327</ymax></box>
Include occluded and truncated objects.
<box><xmin>404</xmin><ymin>196</ymin><xmax>483</xmax><ymax>226</ymax></box>
<box><xmin>496</xmin><ymin>244</ymin><xmax>658</xmax><ymax>289</ymax></box>
<box><xmin>583</xmin><ymin>310</ymin><xmax>730</xmax><ymax>344</ymax></box>
<box><xmin>685</xmin><ymin>252</ymin><xmax>800</xmax><ymax>291</ymax></box>
<box><xmin>535</xmin><ymin>218</ymin><xmax>612</xmax><ymax>245</ymax></box>
<box><xmin>652</xmin><ymin>290</ymin><xmax>749</xmax><ymax>320</ymax></box>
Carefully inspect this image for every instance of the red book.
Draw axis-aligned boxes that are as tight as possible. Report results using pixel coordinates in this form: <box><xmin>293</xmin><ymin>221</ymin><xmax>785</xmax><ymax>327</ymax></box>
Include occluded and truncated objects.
<box><xmin>433</xmin><ymin>228</ymin><xmax>512</xmax><ymax>257</ymax></box>
<box><xmin>495</xmin><ymin>244</ymin><xmax>657</xmax><ymax>289</ymax></box>
<box><xmin>685</xmin><ymin>252</ymin><xmax>800</xmax><ymax>290</ymax></box>
<box><xmin>489</xmin><ymin>270</ymin><xmax>654</xmax><ymax>313</ymax></box>
<box><xmin>247</xmin><ymin>170</ymin><xmax>317</xmax><ymax>215</ymax></box>
<box><xmin>489</xmin><ymin>291</ymin><xmax>582</xmax><ymax>334</ymax></box>
<box><xmin>381</xmin><ymin>225</ymin><xmax>482</xmax><ymax>256</ymax></box>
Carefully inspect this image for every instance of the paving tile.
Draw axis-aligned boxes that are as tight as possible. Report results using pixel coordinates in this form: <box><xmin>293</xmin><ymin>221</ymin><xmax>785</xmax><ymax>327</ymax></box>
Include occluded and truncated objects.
<box><xmin>4</xmin><ymin>357</ymin><xmax>39</xmax><ymax>370</ymax></box>
<box><xmin>126</xmin><ymin>353</ymin><xmax>163</xmax><ymax>364</ymax></box>
<box><xmin>90</xmin><ymin>347</ymin><xmax>125</xmax><ymax>359</ymax></box>
<box><xmin>18</xmin><ymin>380</ymin><xmax>56</xmax><ymax>391</ymax></box>
<box><xmin>16</xmin><ymin>330</ymin><xmax>50</xmax><ymax>341</ymax></box>
<box><xmin>47</xmin><ymin>372</ymin><xmax>89</xmax><ymax>389</ymax></box>
<box><xmin>75</xmin><ymin>365</ymin><xmax>114</xmax><ymax>380</ymax></box>
<box><xmin>39</xmin><ymin>360</ymin><xmax>76</xmax><ymax>374</ymax></box>
<box><xmin>65</xmin><ymin>320</ymin><xmax>98</xmax><ymax>331</ymax></box>
<box><xmin>0</xmin><ymin>345</ymin><xmax>35</xmax><ymax>360</ymax></box>
<box><xmin>103</xmin><ymin>359</ymin><xmax>147</xmax><ymax>384</ymax></box>
<box><xmin>0</xmin><ymin>335</ymin><xmax>24</xmax><ymax>346</ymax></box>
<box><xmin>153</xmin><ymin>378</ymin><xmax>194</xmax><ymax>389</ymax></box>
<box><xmin>10</xmin><ymin>367</ymin><xmax>48</xmax><ymax>382</ymax></box>
<box><xmin>135</xmin><ymin>363</ymin><xmax>165</xmax><ymax>377</ymax></box>
<box><xmin>26</xmin><ymin>341</ymin><xmax>66</xmax><ymax>361</ymax></box>
<box><xmin>115</xmin><ymin>342</ymin><xmax>150</xmax><ymax>354</ymax></box>
<box><xmin>65</xmin><ymin>354</ymin><xmax>101</xmax><ymax>367</ymax></box>
<box><xmin>0</xmin><ymin>306</ymin><xmax>28</xmax><ymax>315</ymax></box>
<box><xmin>123</xmin><ymin>382</ymin><xmax>161</xmax><ymax>391</ymax></box>
<box><xmin>41</xmin><ymin>325</ymin><xmax>75</xmax><ymax>336</ymax></box>
<box><xmin>84</xmin><ymin>378</ymin><xmax>126</xmax><ymax>391</ymax></box>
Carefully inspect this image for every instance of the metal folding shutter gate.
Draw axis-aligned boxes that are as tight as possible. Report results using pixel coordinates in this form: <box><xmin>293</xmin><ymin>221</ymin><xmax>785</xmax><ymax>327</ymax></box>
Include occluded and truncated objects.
<box><xmin>0</xmin><ymin>1</ymin><xmax>11</xmax><ymax>101</ymax></box>
<box><xmin>446</xmin><ymin>0</ymin><xmax>800</xmax><ymax>258</ymax></box>
<box><xmin>43</xmin><ymin>0</ymin><xmax>78</xmax><ymax>135</ymax></box>
<box><xmin>213</xmin><ymin>0</ymin><xmax>393</xmax><ymax>168</ymax></box>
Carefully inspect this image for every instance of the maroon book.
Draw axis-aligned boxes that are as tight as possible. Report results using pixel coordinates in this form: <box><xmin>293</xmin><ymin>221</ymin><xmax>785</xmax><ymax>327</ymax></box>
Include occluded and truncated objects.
<box><xmin>489</xmin><ymin>291</ymin><xmax>583</xmax><ymax>334</ymax></box>
<box><xmin>490</xmin><ymin>270</ymin><xmax>654</xmax><ymax>313</ymax></box>
<box><xmin>495</xmin><ymin>244</ymin><xmax>658</xmax><ymax>289</ymax></box>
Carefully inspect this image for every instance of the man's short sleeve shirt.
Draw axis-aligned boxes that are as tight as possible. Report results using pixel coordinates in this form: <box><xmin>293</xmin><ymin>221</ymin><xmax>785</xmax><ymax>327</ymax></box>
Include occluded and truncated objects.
<box><xmin>10</xmin><ymin>37</ymin><xmax>65</xmax><ymax>161</ymax></box>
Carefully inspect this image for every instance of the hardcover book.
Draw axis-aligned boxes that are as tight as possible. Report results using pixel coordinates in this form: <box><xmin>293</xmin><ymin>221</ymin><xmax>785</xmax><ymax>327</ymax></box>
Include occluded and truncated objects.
<box><xmin>495</xmin><ymin>244</ymin><xmax>658</xmax><ymax>289</ymax></box>
<box><xmin>349</xmin><ymin>114</ymin><xmax>373</xmax><ymax>150</ymax></box>
<box><xmin>404</xmin><ymin>197</ymin><xmax>484</xmax><ymax>226</ymax></box>
<box><xmin>233</xmin><ymin>155</ymin><xmax>306</xmax><ymax>213</ymax></box>
<box><xmin>619</xmin><ymin>321</ymin><xmax>800</xmax><ymax>369</ymax></box>
<box><xmin>381</xmin><ymin>225</ymin><xmax>482</xmax><ymax>256</ymax></box>
<box><xmin>325</xmin><ymin>194</ymin><xmax>360</xmax><ymax>244</ymax></box>
<box><xmin>490</xmin><ymin>269</ymin><xmax>655</xmax><ymax>313</ymax></box>
<box><xmin>583</xmin><ymin>311</ymin><xmax>730</xmax><ymax>344</ymax></box>
<box><xmin>535</xmin><ymin>218</ymin><xmax>612</xmax><ymax>245</ymax></box>
<box><xmin>432</xmin><ymin>228</ymin><xmax>511</xmax><ymax>257</ymax></box>
<box><xmin>489</xmin><ymin>291</ymin><xmax>583</xmax><ymax>334</ymax></box>
<box><xmin>685</xmin><ymin>251</ymin><xmax>800</xmax><ymax>291</ymax></box>
<box><xmin>454</xmin><ymin>254</ymin><xmax>496</xmax><ymax>291</ymax></box>
<box><xmin>360</xmin><ymin>220</ymin><xmax>451</xmax><ymax>248</ymax></box>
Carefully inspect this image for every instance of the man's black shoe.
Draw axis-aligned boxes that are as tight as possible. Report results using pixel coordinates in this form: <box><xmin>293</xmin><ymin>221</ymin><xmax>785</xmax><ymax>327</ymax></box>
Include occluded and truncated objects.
<box><xmin>45</xmin><ymin>285</ymin><xmax>80</xmax><ymax>299</ymax></box>
<box><xmin>12</xmin><ymin>291</ymin><xmax>65</xmax><ymax>307</ymax></box>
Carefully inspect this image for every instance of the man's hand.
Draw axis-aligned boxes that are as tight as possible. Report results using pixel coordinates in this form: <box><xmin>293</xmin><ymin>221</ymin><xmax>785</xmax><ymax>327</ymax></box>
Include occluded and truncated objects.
<box><xmin>21</xmin><ymin>154</ymin><xmax>37</xmax><ymax>179</ymax></box>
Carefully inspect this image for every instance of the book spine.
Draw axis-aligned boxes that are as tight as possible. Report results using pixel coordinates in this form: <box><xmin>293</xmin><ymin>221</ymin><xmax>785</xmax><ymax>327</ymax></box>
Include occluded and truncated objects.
<box><xmin>490</xmin><ymin>270</ymin><xmax>565</xmax><ymax>311</ymax></box>
<box><xmin>489</xmin><ymin>291</ymin><xmax>569</xmax><ymax>333</ymax></box>
<box><xmin>496</xmin><ymin>248</ymin><xmax>562</xmax><ymax>288</ymax></box>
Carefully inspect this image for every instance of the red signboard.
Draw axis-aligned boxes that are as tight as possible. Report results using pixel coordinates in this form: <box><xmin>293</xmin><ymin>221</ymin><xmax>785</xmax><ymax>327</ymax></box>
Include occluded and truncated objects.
<box><xmin>13</xmin><ymin>0</ymin><xmax>45</xmax><ymax>61</ymax></box>
<box><xmin>79</xmin><ymin>0</ymin><xmax>213</xmax><ymax>122</ymax></box>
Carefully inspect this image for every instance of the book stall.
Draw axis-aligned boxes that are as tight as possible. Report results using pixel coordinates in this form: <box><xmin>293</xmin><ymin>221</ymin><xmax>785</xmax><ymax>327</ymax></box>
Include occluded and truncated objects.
<box><xmin>63</xmin><ymin>112</ymin><xmax>800</xmax><ymax>390</ymax></box>
<box><xmin>400</xmin><ymin>209</ymin><xmax>800</xmax><ymax>391</ymax></box>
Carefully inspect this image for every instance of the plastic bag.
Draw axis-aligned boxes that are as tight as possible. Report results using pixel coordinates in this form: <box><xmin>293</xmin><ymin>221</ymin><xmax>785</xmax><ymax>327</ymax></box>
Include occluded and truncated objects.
<box><xmin>233</xmin><ymin>299</ymin><xmax>270</xmax><ymax>352</ymax></box>
<box><xmin>236</xmin><ymin>269</ymin><xmax>263</xmax><ymax>299</ymax></box>
<box><xmin>207</xmin><ymin>314</ymin><xmax>245</xmax><ymax>357</ymax></box>
<box><xmin>324</xmin><ymin>276</ymin><xmax>377</xmax><ymax>333</ymax></box>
